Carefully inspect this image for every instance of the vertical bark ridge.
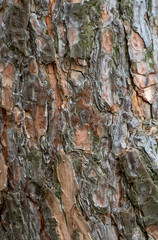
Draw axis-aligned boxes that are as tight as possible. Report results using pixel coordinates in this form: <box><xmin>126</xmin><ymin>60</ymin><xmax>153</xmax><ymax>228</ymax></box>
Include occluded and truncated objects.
<box><xmin>0</xmin><ymin>0</ymin><xmax>158</xmax><ymax>239</ymax></box>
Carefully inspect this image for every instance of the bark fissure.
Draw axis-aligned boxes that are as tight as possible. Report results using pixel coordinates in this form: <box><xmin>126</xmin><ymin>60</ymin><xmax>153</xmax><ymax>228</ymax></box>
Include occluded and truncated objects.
<box><xmin>0</xmin><ymin>0</ymin><xmax>158</xmax><ymax>239</ymax></box>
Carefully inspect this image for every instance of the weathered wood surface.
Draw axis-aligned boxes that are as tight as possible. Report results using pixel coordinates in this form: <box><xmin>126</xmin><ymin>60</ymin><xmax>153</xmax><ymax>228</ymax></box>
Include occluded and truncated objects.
<box><xmin>0</xmin><ymin>0</ymin><xmax>158</xmax><ymax>239</ymax></box>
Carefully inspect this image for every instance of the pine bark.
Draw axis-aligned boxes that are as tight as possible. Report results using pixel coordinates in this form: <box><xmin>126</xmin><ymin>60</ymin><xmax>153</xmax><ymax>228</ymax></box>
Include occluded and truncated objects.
<box><xmin>0</xmin><ymin>0</ymin><xmax>158</xmax><ymax>239</ymax></box>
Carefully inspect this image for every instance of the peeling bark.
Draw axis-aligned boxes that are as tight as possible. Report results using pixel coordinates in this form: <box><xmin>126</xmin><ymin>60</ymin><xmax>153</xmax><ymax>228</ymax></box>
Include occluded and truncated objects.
<box><xmin>0</xmin><ymin>0</ymin><xmax>158</xmax><ymax>239</ymax></box>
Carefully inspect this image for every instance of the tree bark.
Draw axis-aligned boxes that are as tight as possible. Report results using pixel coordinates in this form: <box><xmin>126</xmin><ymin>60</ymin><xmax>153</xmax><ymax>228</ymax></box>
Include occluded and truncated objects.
<box><xmin>0</xmin><ymin>0</ymin><xmax>158</xmax><ymax>239</ymax></box>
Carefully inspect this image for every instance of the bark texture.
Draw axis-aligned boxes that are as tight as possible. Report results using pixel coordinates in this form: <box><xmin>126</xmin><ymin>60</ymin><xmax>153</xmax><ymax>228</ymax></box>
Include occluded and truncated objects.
<box><xmin>0</xmin><ymin>0</ymin><xmax>158</xmax><ymax>239</ymax></box>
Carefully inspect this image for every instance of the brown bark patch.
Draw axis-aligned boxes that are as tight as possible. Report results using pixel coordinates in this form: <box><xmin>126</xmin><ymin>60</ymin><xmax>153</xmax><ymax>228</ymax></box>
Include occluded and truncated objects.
<box><xmin>129</xmin><ymin>32</ymin><xmax>145</xmax><ymax>61</ymax></box>
<box><xmin>46</xmin><ymin>192</ymin><xmax>71</xmax><ymax>240</ymax></box>
<box><xmin>75</xmin><ymin>125</ymin><xmax>91</xmax><ymax>152</ymax></box>
<box><xmin>2</xmin><ymin>63</ymin><xmax>14</xmax><ymax>83</ymax></box>
<box><xmin>1</xmin><ymin>90</ymin><xmax>13</xmax><ymax>114</ymax></box>
<box><xmin>96</xmin><ymin>125</ymin><xmax>103</xmax><ymax>138</ymax></box>
<box><xmin>57</xmin><ymin>149</ymin><xmax>77</xmax><ymax>211</ymax></box>
<box><xmin>133</xmin><ymin>74</ymin><xmax>156</xmax><ymax>89</ymax></box>
<box><xmin>34</xmin><ymin>105</ymin><xmax>46</xmax><ymax>139</ymax></box>
<box><xmin>71</xmin><ymin>205</ymin><xmax>90</xmax><ymax>240</ymax></box>
<box><xmin>47</xmin><ymin>64</ymin><xmax>62</xmax><ymax>108</ymax></box>
<box><xmin>1</xmin><ymin>109</ymin><xmax>11</xmax><ymax>160</ymax></box>
<box><xmin>67</xmin><ymin>28</ymin><xmax>79</xmax><ymax>46</ymax></box>
<box><xmin>102</xmin><ymin>29</ymin><xmax>113</xmax><ymax>54</ymax></box>
<box><xmin>131</xmin><ymin>90</ymin><xmax>143</xmax><ymax>119</ymax></box>
<box><xmin>57</xmin><ymin>150</ymin><xmax>91</xmax><ymax>239</ymax></box>
<box><xmin>110</xmin><ymin>103</ymin><xmax>119</xmax><ymax>113</ymax></box>
<box><xmin>136</xmin><ymin>61</ymin><xmax>150</xmax><ymax>75</ymax></box>
<box><xmin>139</xmin><ymin>100</ymin><xmax>151</xmax><ymax>119</ymax></box>
<box><xmin>1</xmin><ymin>63</ymin><xmax>14</xmax><ymax>114</ymax></box>
<box><xmin>131</xmin><ymin>32</ymin><xmax>144</xmax><ymax>51</ymax></box>
<box><xmin>88</xmin><ymin>169</ymin><xmax>97</xmax><ymax>179</ymax></box>
<box><xmin>46</xmin><ymin>0</ymin><xmax>55</xmax><ymax>38</ymax></box>
<box><xmin>13</xmin><ymin>107</ymin><xmax>22</xmax><ymax>124</ymax></box>
<box><xmin>46</xmin><ymin>64</ymin><xmax>64</xmax><ymax>148</ymax></box>
<box><xmin>0</xmin><ymin>62</ymin><xmax>5</xmax><ymax>72</ymax></box>
<box><xmin>137</xmin><ymin>85</ymin><xmax>156</xmax><ymax>104</ymax></box>
<box><xmin>71</xmin><ymin>62</ymin><xmax>85</xmax><ymax>73</ymax></box>
<box><xmin>29</xmin><ymin>59</ymin><xmax>39</xmax><ymax>75</ymax></box>
<box><xmin>13</xmin><ymin>107</ymin><xmax>22</xmax><ymax>134</ymax></box>
<box><xmin>123</xmin><ymin>20</ymin><xmax>131</xmax><ymax>34</ymax></box>
<box><xmin>147</xmin><ymin>225</ymin><xmax>158</xmax><ymax>239</ymax></box>
<box><xmin>58</xmin><ymin>150</ymin><xmax>77</xmax><ymax>236</ymax></box>
<box><xmin>102</xmin><ymin>10</ymin><xmax>109</xmax><ymax>23</ymax></box>
<box><xmin>24</xmin><ymin>111</ymin><xmax>35</xmax><ymax>146</ymax></box>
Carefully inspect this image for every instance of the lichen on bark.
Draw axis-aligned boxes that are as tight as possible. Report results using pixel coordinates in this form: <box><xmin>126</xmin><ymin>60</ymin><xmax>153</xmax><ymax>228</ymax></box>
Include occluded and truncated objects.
<box><xmin>0</xmin><ymin>0</ymin><xmax>158</xmax><ymax>239</ymax></box>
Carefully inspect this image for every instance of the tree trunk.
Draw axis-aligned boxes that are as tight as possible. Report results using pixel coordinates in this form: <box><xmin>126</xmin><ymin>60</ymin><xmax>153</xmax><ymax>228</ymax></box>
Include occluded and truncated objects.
<box><xmin>0</xmin><ymin>0</ymin><xmax>158</xmax><ymax>239</ymax></box>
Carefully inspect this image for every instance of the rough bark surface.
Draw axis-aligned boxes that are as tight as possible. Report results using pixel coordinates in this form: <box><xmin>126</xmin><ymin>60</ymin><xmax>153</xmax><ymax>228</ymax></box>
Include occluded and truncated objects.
<box><xmin>0</xmin><ymin>0</ymin><xmax>158</xmax><ymax>239</ymax></box>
